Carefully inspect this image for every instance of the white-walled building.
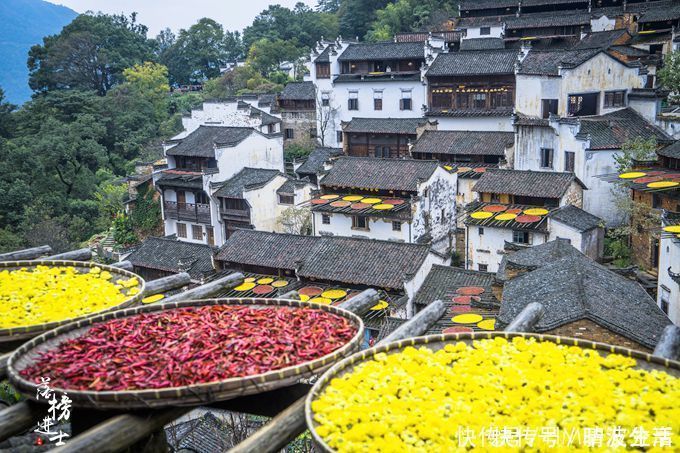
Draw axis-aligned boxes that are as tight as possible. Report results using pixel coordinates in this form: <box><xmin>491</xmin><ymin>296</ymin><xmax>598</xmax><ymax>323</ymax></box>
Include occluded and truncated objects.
<box><xmin>464</xmin><ymin>169</ymin><xmax>589</xmax><ymax>272</ymax></box>
<box><xmin>659</xmin><ymin>214</ymin><xmax>680</xmax><ymax>325</ymax></box>
<box><xmin>306</xmin><ymin>38</ymin><xmax>445</xmax><ymax>147</ymax></box>
<box><xmin>310</xmin><ymin>157</ymin><xmax>457</xmax><ymax>252</ymax></box>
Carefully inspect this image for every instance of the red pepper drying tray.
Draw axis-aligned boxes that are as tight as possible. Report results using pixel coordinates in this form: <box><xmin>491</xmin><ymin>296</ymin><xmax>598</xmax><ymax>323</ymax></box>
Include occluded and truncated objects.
<box><xmin>305</xmin><ymin>332</ymin><xmax>680</xmax><ymax>452</ymax></box>
<box><xmin>0</xmin><ymin>260</ymin><xmax>145</xmax><ymax>347</ymax></box>
<box><xmin>8</xmin><ymin>298</ymin><xmax>364</xmax><ymax>409</ymax></box>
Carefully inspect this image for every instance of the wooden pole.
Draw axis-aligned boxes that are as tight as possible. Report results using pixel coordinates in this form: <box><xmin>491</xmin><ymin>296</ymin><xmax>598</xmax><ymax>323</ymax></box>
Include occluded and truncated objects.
<box><xmin>504</xmin><ymin>302</ymin><xmax>544</xmax><ymax>333</ymax></box>
<box><xmin>278</xmin><ymin>290</ymin><xmax>300</xmax><ymax>300</ymax></box>
<box><xmin>111</xmin><ymin>260</ymin><xmax>133</xmax><ymax>271</ymax></box>
<box><xmin>381</xmin><ymin>300</ymin><xmax>446</xmax><ymax>344</ymax></box>
<box><xmin>161</xmin><ymin>273</ymin><xmax>244</xmax><ymax>304</ymax></box>
<box><xmin>0</xmin><ymin>401</ymin><xmax>45</xmax><ymax>442</ymax></box>
<box><xmin>0</xmin><ymin>353</ymin><xmax>8</xmax><ymax>380</ymax></box>
<box><xmin>142</xmin><ymin>273</ymin><xmax>191</xmax><ymax>296</ymax></box>
<box><xmin>229</xmin><ymin>293</ymin><xmax>438</xmax><ymax>453</ymax></box>
<box><xmin>337</xmin><ymin>289</ymin><xmax>380</xmax><ymax>315</ymax></box>
<box><xmin>653</xmin><ymin>325</ymin><xmax>680</xmax><ymax>360</ymax></box>
<box><xmin>41</xmin><ymin>248</ymin><xmax>92</xmax><ymax>262</ymax></box>
<box><xmin>0</xmin><ymin>245</ymin><xmax>52</xmax><ymax>262</ymax></box>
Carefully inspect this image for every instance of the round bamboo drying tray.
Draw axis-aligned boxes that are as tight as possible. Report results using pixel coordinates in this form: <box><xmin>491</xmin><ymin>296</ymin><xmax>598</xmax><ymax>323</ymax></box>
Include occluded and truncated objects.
<box><xmin>305</xmin><ymin>331</ymin><xmax>680</xmax><ymax>452</ymax></box>
<box><xmin>8</xmin><ymin>298</ymin><xmax>364</xmax><ymax>409</ymax></box>
<box><xmin>0</xmin><ymin>260</ymin><xmax>145</xmax><ymax>344</ymax></box>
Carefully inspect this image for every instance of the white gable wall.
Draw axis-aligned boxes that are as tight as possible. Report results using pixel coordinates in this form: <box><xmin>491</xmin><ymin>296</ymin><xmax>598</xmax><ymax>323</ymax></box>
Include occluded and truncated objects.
<box><xmin>658</xmin><ymin>238</ymin><xmax>680</xmax><ymax>325</ymax></box>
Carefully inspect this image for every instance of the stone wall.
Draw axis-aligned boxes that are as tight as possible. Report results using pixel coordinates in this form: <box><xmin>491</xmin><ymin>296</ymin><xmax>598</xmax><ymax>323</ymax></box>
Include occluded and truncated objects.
<box><xmin>547</xmin><ymin>318</ymin><xmax>650</xmax><ymax>353</ymax></box>
<box><xmin>282</xmin><ymin>110</ymin><xmax>317</xmax><ymax>150</ymax></box>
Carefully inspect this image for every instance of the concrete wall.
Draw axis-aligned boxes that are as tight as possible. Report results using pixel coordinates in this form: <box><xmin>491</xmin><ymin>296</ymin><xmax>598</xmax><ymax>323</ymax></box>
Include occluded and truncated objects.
<box><xmin>466</xmin><ymin>225</ymin><xmax>548</xmax><ymax>273</ymax></box>
<box><xmin>658</xmin><ymin>237</ymin><xmax>680</xmax><ymax>325</ymax></box>
<box><xmin>413</xmin><ymin>167</ymin><xmax>458</xmax><ymax>247</ymax></box>
<box><xmin>461</xmin><ymin>25</ymin><xmax>504</xmax><ymax>39</ymax></box>
<box><xmin>548</xmin><ymin>220</ymin><xmax>604</xmax><ymax>261</ymax></box>
<box><xmin>433</xmin><ymin>115</ymin><xmax>514</xmax><ymax>132</ymax></box>
<box><xmin>403</xmin><ymin>251</ymin><xmax>450</xmax><ymax>317</ymax></box>
<box><xmin>313</xmin><ymin>210</ymin><xmax>413</xmax><ymax>242</ymax></box>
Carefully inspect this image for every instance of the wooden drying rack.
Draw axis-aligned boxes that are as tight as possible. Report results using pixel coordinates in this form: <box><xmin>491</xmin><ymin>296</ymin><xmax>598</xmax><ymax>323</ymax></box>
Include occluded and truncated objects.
<box><xmin>0</xmin><ymin>245</ymin><xmax>678</xmax><ymax>453</ymax></box>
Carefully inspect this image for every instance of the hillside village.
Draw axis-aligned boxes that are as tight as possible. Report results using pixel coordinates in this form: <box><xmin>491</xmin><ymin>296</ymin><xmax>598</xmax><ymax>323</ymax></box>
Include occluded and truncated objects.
<box><xmin>114</xmin><ymin>0</ymin><xmax>680</xmax><ymax>347</ymax></box>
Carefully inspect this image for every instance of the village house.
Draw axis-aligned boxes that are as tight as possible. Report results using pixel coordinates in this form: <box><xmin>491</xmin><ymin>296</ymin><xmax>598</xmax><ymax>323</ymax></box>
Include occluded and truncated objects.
<box><xmin>214</xmin><ymin>229</ymin><xmax>450</xmax><ymax>318</ymax></box>
<box><xmin>341</xmin><ymin>117</ymin><xmax>437</xmax><ymax>158</ymax></box>
<box><xmin>155</xmin><ymin>125</ymin><xmax>289</xmax><ymax>246</ymax></box>
<box><xmin>464</xmin><ymin>168</ymin><xmax>601</xmax><ymax>272</ymax></box>
<box><xmin>306</xmin><ymin>38</ymin><xmax>445</xmax><ymax>147</ymax></box>
<box><xmin>496</xmin><ymin>239</ymin><xmax>672</xmax><ymax>352</ymax></box>
<box><xmin>294</xmin><ymin>146</ymin><xmax>343</xmax><ymax>186</ymax></box>
<box><xmin>659</xmin><ymin>212</ymin><xmax>680</xmax><ymax>324</ymax></box>
<box><xmin>425</xmin><ymin>49</ymin><xmax>520</xmax><ymax>132</ymax></box>
<box><xmin>277</xmin><ymin>81</ymin><xmax>317</xmax><ymax>149</ymax></box>
<box><xmin>310</xmin><ymin>157</ymin><xmax>457</xmax><ymax>250</ymax></box>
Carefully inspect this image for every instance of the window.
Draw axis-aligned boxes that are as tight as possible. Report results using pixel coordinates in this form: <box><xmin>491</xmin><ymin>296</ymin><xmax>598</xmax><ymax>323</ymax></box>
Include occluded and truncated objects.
<box><xmin>192</xmin><ymin>225</ymin><xmax>203</xmax><ymax>241</ymax></box>
<box><xmin>337</xmin><ymin>131</ymin><xmax>343</xmax><ymax>143</ymax></box>
<box><xmin>310</xmin><ymin>128</ymin><xmax>317</xmax><ymax>139</ymax></box>
<box><xmin>195</xmin><ymin>191</ymin><xmax>209</xmax><ymax>205</ymax></box>
<box><xmin>652</xmin><ymin>193</ymin><xmax>662</xmax><ymax>209</ymax></box>
<box><xmin>478</xmin><ymin>264</ymin><xmax>488</xmax><ymax>272</ymax></box>
<box><xmin>480</xmin><ymin>27</ymin><xmax>491</xmax><ymax>35</ymax></box>
<box><xmin>564</xmin><ymin>151</ymin><xmax>575</xmax><ymax>173</ymax></box>
<box><xmin>479</xmin><ymin>227</ymin><xmax>484</xmax><ymax>236</ymax></box>
<box><xmin>176</xmin><ymin>223</ymin><xmax>187</xmax><ymax>238</ymax></box>
<box><xmin>540</xmin><ymin>148</ymin><xmax>554</xmax><ymax>169</ymax></box>
<box><xmin>322</xmin><ymin>214</ymin><xmax>331</xmax><ymax>225</ymax></box>
<box><xmin>541</xmin><ymin>99</ymin><xmax>558</xmax><ymax>119</ymax></box>
<box><xmin>374</xmin><ymin>146</ymin><xmax>390</xmax><ymax>158</ymax></box>
<box><xmin>441</xmin><ymin>208</ymin><xmax>446</xmax><ymax>224</ymax></box>
<box><xmin>321</xmin><ymin>91</ymin><xmax>330</xmax><ymax>107</ymax></box>
<box><xmin>604</xmin><ymin>90</ymin><xmax>626</xmax><ymax>108</ymax></box>
<box><xmin>392</xmin><ymin>221</ymin><xmax>402</xmax><ymax>231</ymax></box>
<box><xmin>374</xmin><ymin>91</ymin><xmax>383</xmax><ymax>110</ymax></box>
<box><xmin>278</xmin><ymin>194</ymin><xmax>294</xmax><ymax>205</ymax></box>
<box><xmin>400</xmin><ymin>90</ymin><xmax>412</xmax><ymax>111</ymax></box>
<box><xmin>348</xmin><ymin>91</ymin><xmax>359</xmax><ymax>110</ymax></box>
<box><xmin>473</xmin><ymin>93</ymin><xmax>487</xmax><ymax>109</ymax></box>
<box><xmin>316</xmin><ymin>62</ymin><xmax>330</xmax><ymax>79</ymax></box>
<box><xmin>284</xmin><ymin>128</ymin><xmax>295</xmax><ymax>139</ymax></box>
<box><xmin>660</xmin><ymin>286</ymin><xmax>670</xmax><ymax>314</ymax></box>
<box><xmin>352</xmin><ymin>216</ymin><xmax>369</xmax><ymax>230</ymax></box>
<box><xmin>568</xmin><ymin>93</ymin><xmax>598</xmax><ymax>116</ymax></box>
<box><xmin>512</xmin><ymin>230</ymin><xmax>531</xmax><ymax>244</ymax></box>
<box><xmin>206</xmin><ymin>226</ymin><xmax>214</xmax><ymax>246</ymax></box>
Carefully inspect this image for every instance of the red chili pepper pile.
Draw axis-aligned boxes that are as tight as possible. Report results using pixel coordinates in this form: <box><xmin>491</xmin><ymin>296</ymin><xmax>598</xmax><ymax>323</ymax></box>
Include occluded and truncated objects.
<box><xmin>20</xmin><ymin>305</ymin><xmax>356</xmax><ymax>391</ymax></box>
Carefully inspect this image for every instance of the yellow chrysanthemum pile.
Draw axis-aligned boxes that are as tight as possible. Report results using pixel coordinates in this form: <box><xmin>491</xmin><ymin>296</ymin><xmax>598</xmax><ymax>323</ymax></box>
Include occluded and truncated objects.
<box><xmin>312</xmin><ymin>337</ymin><xmax>680</xmax><ymax>452</ymax></box>
<box><xmin>0</xmin><ymin>265</ymin><xmax>139</xmax><ymax>329</ymax></box>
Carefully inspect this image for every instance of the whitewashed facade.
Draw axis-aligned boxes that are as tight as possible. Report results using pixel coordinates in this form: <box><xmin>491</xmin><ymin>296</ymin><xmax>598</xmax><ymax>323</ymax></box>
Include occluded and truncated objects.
<box><xmin>658</xmin><ymin>223</ymin><xmax>680</xmax><ymax>325</ymax></box>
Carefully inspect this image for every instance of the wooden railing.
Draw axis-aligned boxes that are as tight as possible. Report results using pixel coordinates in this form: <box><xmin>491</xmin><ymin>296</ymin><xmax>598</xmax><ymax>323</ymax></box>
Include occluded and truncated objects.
<box><xmin>221</xmin><ymin>208</ymin><xmax>251</xmax><ymax>221</ymax></box>
<box><xmin>164</xmin><ymin>201</ymin><xmax>211</xmax><ymax>224</ymax></box>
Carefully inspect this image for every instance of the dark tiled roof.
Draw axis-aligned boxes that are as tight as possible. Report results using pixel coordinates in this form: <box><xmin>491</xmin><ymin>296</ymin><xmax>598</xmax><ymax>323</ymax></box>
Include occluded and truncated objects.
<box><xmin>166</xmin><ymin>413</ymin><xmax>232</xmax><ymax>452</ymax></box>
<box><xmin>459</xmin><ymin>0</ymin><xmax>518</xmax><ymax>11</ymax></box>
<box><xmin>426</xmin><ymin>50</ymin><xmax>519</xmax><ymax>77</ymax></box>
<box><xmin>215</xmin><ymin>231</ymin><xmax>432</xmax><ymax>290</ymax></box>
<box><xmin>412</xmin><ymin>130</ymin><xmax>513</xmax><ymax>157</ymax></box>
<box><xmin>549</xmin><ymin>204</ymin><xmax>603</xmax><ymax>232</ymax></box>
<box><xmin>212</xmin><ymin>168</ymin><xmax>281</xmax><ymax>198</ymax></box>
<box><xmin>577</xmin><ymin>108</ymin><xmax>672</xmax><ymax>150</ymax></box>
<box><xmin>505</xmin><ymin>10</ymin><xmax>592</xmax><ymax>30</ymax></box>
<box><xmin>250</xmin><ymin>106</ymin><xmax>280</xmax><ymax>126</ymax></box>
<box><xmin>513</xmin><ymin>112</ymin><xmax>550</xmax><ymax>127</ymax></box>
<box><xmin>279</xmin><ymin>81</ymin><xmax>316</xmax><ymax>101</ymax></box>
<box><xmin>497</xmin><ymin>238</ymin><xmax>580</xmax><ymax>281</ymax></box>
<box><xmin>451</xmin><ymin>162</ymin><xmax>500</xmax><ymax>179</ymax></box>
<box><xmin>314</xmin><ymin>46</ymin><xmax>333</xmax><ymax>63</ymax></box>
<box><xmin>277</xmin><ymin>178</ymin><xmax>306</xmax><ymax>195</ymax></box>
<box><xmin>296</xmin><ymin>147</ymin><xmax>343</xmax><ymax>175</ymax></box>
<box><xmin>610</xmin><ymin>45</ymin><xmax>650</xmax><ymax>57</ymax></box>
<box><xmin>457</xmin><ymin>15</ymin><xmax>509</xmax><ymax>28</ymax></box>
<box><xmin>426</xmin><ymin>107</ymin><xmax>514</xmax><ymax>118</ymax></box>
<box><xmin>166</xmin><ymin>126</ymin><xmax>254</xmax><ymax>157</ymax></box>
<box><xmin>215</xmin><ymin>230</ymin><xmax>318</xmax><ymax>271</ymax></box>
<box><xmin>497</xmin><ymin>250</ymin><xmax>671</xmax><ymax>349</ymax></box>
<box><xmin>460</xmin><ymin>37</ymin><xmax>505</xmax><ymax>51</ymax></box>
<box><xmin>638</xmin><ymin>1</ymin><xmax>680</xmax><ymax>23</ymax></box>
<box><xmin>343</xmin><ymin>117</ymin><xmax>430</xmax><ymax>134</ymax></box>
<box><xmin>127</xmin><ymin>237</ymin><xmax>216</xmax><ymax>280</ymax></box>
<box><xmin>395</xmin><ymin>31</ymin><xmax>461</xmax><ymax>43</ymax></box>
<box><xmin>337</xmin><ymin>41</ymin><xmax>424</xmax><ymax>61</ymax></box>
<box><xmin>320</xmin><ymin>157</ymin><xmax>439</xmax><ymax>192</ymax></box>
<box><xmin>465</xmin><ymin>202</ymin><xmax>552</xmax><ymax>232</ymax></box>
<box><xmin>311</xmin><ymin>195</ymin><xmax>412</xmax><ymax>220</ymax></box>
<box><xmin>574</xmin><ymin>29</ymin><xmax>630</xmax><ymax>50</ymax></box>
<box><xmin>518</xmin><ymin>48</ymin><xmax>602</xmax><ymax>76</ymax></box>
<box><xmin>659</xmin><ymin>141</ymin><xmax>680</xmax><ymax>159</ymax></box>
<box><xmin>334</xmin><ymin>72</ymin><xmax>422</xmax><ymax>83</ymax></box>
<box><xmin>155</xmin><ymin>170</ymin><xmax>203</xmax><ymax>190</ymax></box>
<box><xmin>472</xmin><ymin>168</ymin><xmax>583</xmax><ymax>198</ymax></box>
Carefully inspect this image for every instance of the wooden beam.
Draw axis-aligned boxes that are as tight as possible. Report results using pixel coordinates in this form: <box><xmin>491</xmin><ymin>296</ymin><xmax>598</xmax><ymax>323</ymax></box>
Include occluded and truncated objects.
<box><xmin>381</xmin><ymin>300</ymin><xmax>446</xmax><ymax>343</ymax></box>
<box><xmin>0</xmin><ymin>401</ymin><xmax>45</xmax><ymax>442</ymax></box>
<box><xmin>40</xmin><ymin>248</ymin><xmax>92</xmax><ymax>262</ymax></box>
<box><xmin>229</xmin><ymin>293</ymin><xmax>438</xmax><ymax>453</ymax></box>
<box><xmin>0</xmin><ymin>245</ymin><xmax>52</xmax><ymax>262</ymax></box>
<box><xmin>50</xmin><ymin>409</ymin><xmax>188</xmax><ymax>453</ymax></box>
<box><xmin>277</xmin><ymin>290</ymin><xmax>299</xmax><ymax>300</ymax></box>
<box><xmin>504</xmin><ymin>302</ymin><xmax>544</xmax><ymax>333</ymax></box>
<box><xmin>337</xmin><ymin>289</ymin><xmax>380</xmax><ymax>315</ymax></box>
<box><xmin>0</xmin><ymin>353</ymin><xmax>8</xmax><ymax>380</ymax></box>
<box><xmin>111</xmin><ymin>260</ymin><xmax>133</xmax><ymax>271</ymax></box>
<box><xmin>142</xmin><ymin>273</ymin><xmax>191</xmax><ymax>296</ymax></box>
<box><xmin>653</xmin><ymin>325</ymin><xmax>680</xmax><ymax>360</ymax></box>
<box><xmin>161</xmin><ymin>273</ymin><xmax>244</xmax><ymax>303</ymax></box>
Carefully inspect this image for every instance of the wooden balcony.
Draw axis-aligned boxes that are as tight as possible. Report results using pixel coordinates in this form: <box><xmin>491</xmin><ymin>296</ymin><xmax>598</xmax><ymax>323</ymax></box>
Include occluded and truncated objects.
<box><xmin>164</xmin><ymin>201</ymin><xmax>211</xmax><ymax>224</ymax></box>
<box><xmin>221</xmin><ymin>208</ymin><xmax>251</xmax><ymax>222</ymax></box>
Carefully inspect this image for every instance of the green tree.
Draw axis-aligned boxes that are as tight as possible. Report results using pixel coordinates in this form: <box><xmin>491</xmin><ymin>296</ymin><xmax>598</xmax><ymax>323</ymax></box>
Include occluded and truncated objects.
<box><xmin>247</xmin><ymin>38</ymin><xmax>303</xmax><ymax>76</ymax></box>
<box><xmin>613</xmin><ymin>137</ymin><xmax>658</xmax><ymax>173</ymax></box>
<box><xmin>338</xmin><ymin>0</ymin><xmax>391</xmax><ymax>40</ymax></box>
<box><xmin>317</xmin><ymin>0</ymin><xmax>341</xmax><ymax>13</ymax></box>
<box><xmin>112</xmin><ymin>212</ymin><xmax>138</xmax><ymax>247</ymax></box>
<box><xmin>659</xmin><ymin>50</ymin><xmax>680</xmax><ymax>104</ymax></box>
<box><xmin>28</xmin><ymin>13</ymin><xmax>154</xmax><ymax>95</ymax></box>
<box><xmin>367</xmin><ymin>0</ymin><xmax>458</xmax><ymax>41</ymax></box>
<box><xmin>0</xmin><ymin>88</ymin><xmax>16</xmax><ymax>138</ymax></box>
<box><xmin>161</xmin><ymin>18</ymin><xmax>235</xmax><ymax>85</ymax></box>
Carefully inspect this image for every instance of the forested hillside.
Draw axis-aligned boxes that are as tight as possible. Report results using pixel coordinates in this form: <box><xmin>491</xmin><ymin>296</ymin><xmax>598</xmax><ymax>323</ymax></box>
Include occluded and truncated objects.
<box><xmin>0</xmin><ymin>0</ymin><xmax>459</xmax><ymax>253</ymax></box>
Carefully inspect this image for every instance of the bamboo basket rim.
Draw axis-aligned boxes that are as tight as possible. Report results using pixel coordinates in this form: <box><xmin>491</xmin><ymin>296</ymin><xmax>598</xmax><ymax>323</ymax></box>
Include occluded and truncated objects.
<box><xmin>8</xmin><ymin>297</ymin><xmax>364</xmax><ymax>410</ymax></box>
<box><xmin>0</xmin><ymin>260</ymin><xmax>145</xmax><ymax>342</ymax></box>
<box><xmin>305</xmin><ymin>331</ymin><xmax>680</xmax><ymax>453</ymax></box>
